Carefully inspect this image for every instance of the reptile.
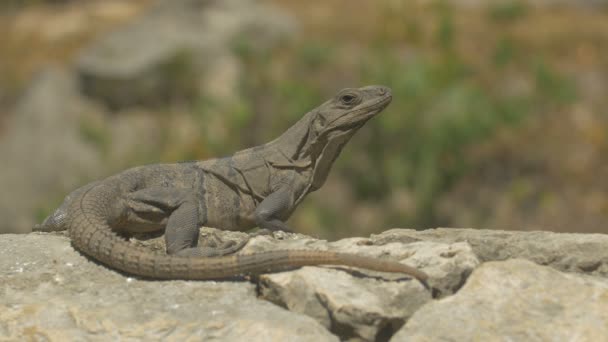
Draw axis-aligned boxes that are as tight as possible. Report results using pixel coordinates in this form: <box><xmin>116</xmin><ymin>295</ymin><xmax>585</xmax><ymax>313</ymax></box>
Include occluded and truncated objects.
<box><xmin>34</xmin><ymin>85</ymin><xmax>428</xmax><ymax>286</ymax></box>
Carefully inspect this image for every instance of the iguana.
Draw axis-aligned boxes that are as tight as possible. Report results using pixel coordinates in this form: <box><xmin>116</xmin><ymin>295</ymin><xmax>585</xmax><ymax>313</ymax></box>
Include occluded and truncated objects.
<box><xmin>34</xmin><ymin>85</ymin><xmax>428</xmax><ymax>286</ymax></box>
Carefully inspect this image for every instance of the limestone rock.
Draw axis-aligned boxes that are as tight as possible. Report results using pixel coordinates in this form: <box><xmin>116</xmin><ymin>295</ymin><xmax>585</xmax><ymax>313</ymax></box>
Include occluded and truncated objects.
<box><xmin>2</xmin><ymin>228</ymin><xmax>608</xmax><ymax>341</ymax></box>
<box><xmin>0</xmin><ymin>233</ymin><xmax>338</xmax><ymax>341</ymax></box>
<box><xmin>371</xmin><ymin>228</ymin><xmax>608</xmax><ymax>277</ymax></box>
<box><xmin>137</xmin><ymin>227</ymin><xmax>458</xmax><ymax>340</ymax></box>
<box><xmin>392</xmin><ymin>259</ymin><xmax>608</xmax><ymax>341</ymax></box>
<box><xmin>260</xmin><ymin>267</ymin><xmax>430</xmax><ymax>341</ymax></box>
<box><xmin>279</xmin><ymin>234</ymin><xmax>480</xmax><ymax>298</ymax></box>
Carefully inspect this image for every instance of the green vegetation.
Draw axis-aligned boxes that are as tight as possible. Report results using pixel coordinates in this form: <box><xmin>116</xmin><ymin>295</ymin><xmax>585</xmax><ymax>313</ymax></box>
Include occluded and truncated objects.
<box><xmin>79</xmin><ymin>118</ymin><xmax>110</xmax><ymax>156</ymax></box>
<box><xmin>488</xmin><ymin>1</ymin><xmax>528</xmax><ymax>22</ymax></box>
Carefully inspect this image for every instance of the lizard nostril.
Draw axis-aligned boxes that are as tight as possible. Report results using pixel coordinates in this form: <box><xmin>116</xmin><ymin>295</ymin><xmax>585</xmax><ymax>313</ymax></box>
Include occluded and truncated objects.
<box><xmin>377</xmin><ymin>87</ymin><xmax>390</xmax><ymax>96</ymax></box>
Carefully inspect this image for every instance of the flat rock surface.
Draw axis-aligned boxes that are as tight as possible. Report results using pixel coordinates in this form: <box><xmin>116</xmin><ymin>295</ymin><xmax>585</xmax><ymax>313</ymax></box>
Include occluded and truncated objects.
<box><xmin>0</xmin><ymin>233</ymin><xmax>337</xmax><ymax>341</ymax></box>
<box><xmin>2</xmin><ymin>228</ymin><xmax>607</xmax><ymax>341</ymax></box>
<box><xmin>392</xmin><ymin>259</ymin><xmax>608</xmax><ymax>341</ymax></box>
<box><xmin>372</xmin><ymin>228</ymin><xmax>608</xmax><ymax>277</ymax></box>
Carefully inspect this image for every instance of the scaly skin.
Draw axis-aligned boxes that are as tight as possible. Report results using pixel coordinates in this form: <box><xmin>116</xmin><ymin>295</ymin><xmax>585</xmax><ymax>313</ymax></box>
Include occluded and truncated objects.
<box><xmin>36</xmin><ymin>86</ymin><xmax>429</xmax><ymax>286</ymax></box>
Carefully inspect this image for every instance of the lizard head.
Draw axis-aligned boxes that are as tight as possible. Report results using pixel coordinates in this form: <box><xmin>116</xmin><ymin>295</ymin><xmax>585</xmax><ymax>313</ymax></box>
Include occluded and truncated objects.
<box><xmin>302</xmin><ymin>85</ymin><xmax>392</xmax><ymax>190</ymax></box>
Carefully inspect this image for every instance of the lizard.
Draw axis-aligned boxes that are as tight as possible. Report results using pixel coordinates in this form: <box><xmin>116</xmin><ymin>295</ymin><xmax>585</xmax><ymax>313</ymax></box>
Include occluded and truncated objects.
<box><xmin>34</xmin><ymin>85</ymin><xmax>429</xmax><ymax>286</ymax></box>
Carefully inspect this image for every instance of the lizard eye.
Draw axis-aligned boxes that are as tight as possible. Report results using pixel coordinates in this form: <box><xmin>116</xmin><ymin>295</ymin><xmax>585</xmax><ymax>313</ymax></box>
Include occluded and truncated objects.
<box><xmin>339</xmin><ymin>92</ymin><xmax>360</xmax><ymax>106</ymax></box>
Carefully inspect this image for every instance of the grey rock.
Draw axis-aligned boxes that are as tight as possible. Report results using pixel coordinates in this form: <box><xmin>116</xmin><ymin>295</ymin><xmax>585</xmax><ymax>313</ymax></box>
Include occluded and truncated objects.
<box><xmin>77</xmin><ymin>0</ymin><xmax>295</xmax><ymax>109</ymax></box>
<box><xmin>380</xmin><ymin>241</ymin><xmax>480</xmax><ymax>298</ymax></box>
<box><xmin>244</xmin><ymin>229</ymin><xmax>477</xmax><ymax>339</ymax></box>
<box><xmin>392</xmin><ymin>259</ymin><xmax>608</xmax><ymax>341</ymax></box>
<box><xmin>0</xmin><ymin>233</ymin><xmax>338</xmax><ymax>341</ymax></box>
<box><xmin>371</xmin><ymin>228</ymin><xmax>608</xmax><ymax>277</ymax></box>
<box><xmin>4</xmin><ymin>228</ymin><xmax>608</xmax><ymax>341</ymax></box>
<box><xmin>311</xmin><ymin>234</ymin><xmax>479</xmax><ymax>298</ymax></box>
<box><xmin>260</xmin><ymin>267</ymin><xmax>430</xmax><ymax>342</ymax></box>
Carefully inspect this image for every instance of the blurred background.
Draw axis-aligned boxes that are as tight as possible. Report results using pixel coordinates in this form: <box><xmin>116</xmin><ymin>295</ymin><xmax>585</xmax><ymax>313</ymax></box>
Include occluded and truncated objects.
<box><xmin>1</xmin><ymin>0</ymin><xmax>607</xmax><ymax>239</ymax></box>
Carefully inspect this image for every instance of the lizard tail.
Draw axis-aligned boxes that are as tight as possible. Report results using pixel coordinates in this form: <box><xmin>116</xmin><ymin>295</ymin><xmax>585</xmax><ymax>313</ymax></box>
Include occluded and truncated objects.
<box><xmin>68</xmin><ymin>182</ymin><xmax>428</xmax><ymax>287</ymax></box>
<box><xmin>227</xmin><ymin>250</ymin><xmax>429</xmax><ymax>287</ymax></box>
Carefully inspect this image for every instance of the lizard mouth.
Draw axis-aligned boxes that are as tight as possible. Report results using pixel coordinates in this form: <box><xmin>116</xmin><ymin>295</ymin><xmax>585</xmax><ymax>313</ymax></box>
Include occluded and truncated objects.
<box><xmin>360</xmin><ymin>90</ymin><xmax>393</xmax><ymax>116</ymax></box>
<box><xmin>333</xmin><ymin>91</ymin><xmax>393</xmax><ymax>131</ymax></box>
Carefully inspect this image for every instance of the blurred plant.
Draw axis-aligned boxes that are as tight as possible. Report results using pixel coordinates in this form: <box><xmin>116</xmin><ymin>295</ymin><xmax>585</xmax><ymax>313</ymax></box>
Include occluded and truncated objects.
<box><xmin>79</xmin><ymin>117</ymin><xmax>110</xmax><ymax>156</ymax></box>
<box><xmin>534</xmin><ymin>60</ymin><xmax>577</xmax><ymax>104</ymax></box>
<box><xmin>488</xmin><ymin>1</ymin><xmax>528</xmax><ymax>22</ymax></box>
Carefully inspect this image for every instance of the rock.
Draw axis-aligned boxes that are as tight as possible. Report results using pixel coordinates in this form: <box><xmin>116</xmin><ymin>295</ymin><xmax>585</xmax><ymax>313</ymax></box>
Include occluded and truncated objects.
<box><xmin>334</xmin><ymin>239</ymin><xmax>480</xmax><ymax>298</ymax></box>
<box><xmin>214</xmin><ymin>228</ymin><xmax>476</xmax><ymax>339</ymax></box>
<box><xmin>2</xmin><ymin>228</ymin><xmax>608</xmax><ymax>341</ymax></box>
<box><xmin>383</xmin><ymin>241</ymin><xmax>479</xmax><ymax>298</ymax></box>
<box><xmin>371</xmin><ymin>228</ymin><xmax>608</xmax><ymax>277</ymax></box>
<box><xmin>77</xmin><ymin>0</ymin><xmax>295</xmax><ymax>109</ymax></box>
<box><xmin>0</xmin><ymin>233</ymin><xmax>338</xmax><ymax>341</ymax></box>
<box><xmin>0</xmin><ymin>228</ymin><xmax>443</xmax><ymax>341</ymax></box>
<box><xmin>259</xmin><ymin>267</ymin><xmax>430</xmax><ymax>341</ymax></box>
<box><xmin>392</xmin><ymin>259</ymin><xmax>608</xmax><ymax>341</ymax></box>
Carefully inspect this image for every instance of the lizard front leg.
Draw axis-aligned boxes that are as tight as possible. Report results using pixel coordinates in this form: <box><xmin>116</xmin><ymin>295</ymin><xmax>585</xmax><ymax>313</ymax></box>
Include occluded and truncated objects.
<box><xmin>255</xmin><ymin>186</ymin><xmax>295</xmax><ymax>233</ymax></box>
